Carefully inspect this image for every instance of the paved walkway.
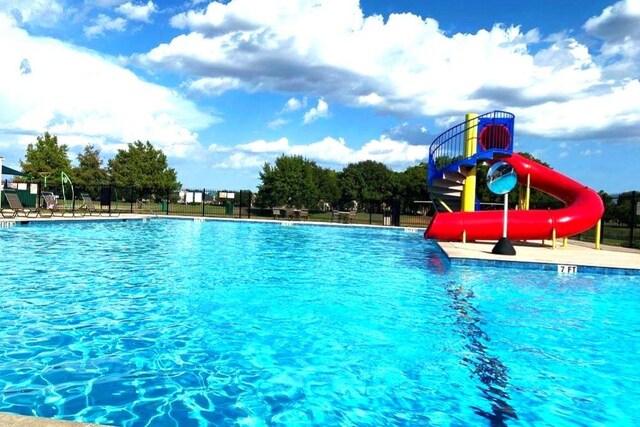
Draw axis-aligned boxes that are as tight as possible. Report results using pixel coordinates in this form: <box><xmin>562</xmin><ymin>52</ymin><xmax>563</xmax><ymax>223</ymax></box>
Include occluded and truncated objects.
<box><xmin>438</xmin><ymin>239</ymin><xmax>640</xmax><ymax>273</ymax></box>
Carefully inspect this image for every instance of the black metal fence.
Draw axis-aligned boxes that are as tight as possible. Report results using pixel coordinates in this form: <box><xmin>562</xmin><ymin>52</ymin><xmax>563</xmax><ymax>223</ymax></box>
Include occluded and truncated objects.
<box><xmin>7</xmin><ymin>182</ymin><xmax>635</xmax><ymax>246</ymax></box>
<box><xmin>573</xmin><ymin>191</ymin><xmax>639</xmax><ymax>249</ymax></box>
<box><xmin>3</xmin><ymin>183</ymin><xmax>431</xmax><ymax>228</ymax></box>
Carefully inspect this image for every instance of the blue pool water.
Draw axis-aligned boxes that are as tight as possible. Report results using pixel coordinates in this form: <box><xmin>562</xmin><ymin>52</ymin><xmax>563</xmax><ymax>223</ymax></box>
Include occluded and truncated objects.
<box><xmin>0</xmin><ymin>219</ymin><xmax>639</xmax><ymax>426</ymax></box>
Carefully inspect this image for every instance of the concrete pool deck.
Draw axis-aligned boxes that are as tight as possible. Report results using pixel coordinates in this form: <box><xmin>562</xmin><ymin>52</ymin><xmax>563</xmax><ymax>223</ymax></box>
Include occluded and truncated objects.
<box><xmin>0</xmin><ymin>413</ymin><xmax>100</xmax><ymax>426</ymax></box>
<box><xmin>437</xmin><ymin>239</ymin><xmax>640</xmax><ymax>274</ymax></box>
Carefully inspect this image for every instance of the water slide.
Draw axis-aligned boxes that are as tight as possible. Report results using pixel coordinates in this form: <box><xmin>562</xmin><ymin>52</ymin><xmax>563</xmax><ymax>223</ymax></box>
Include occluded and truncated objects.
<box><xmin>424</xmin><ymin>153</ymin><xmax>604</xmax><ymax>241</ymax></box>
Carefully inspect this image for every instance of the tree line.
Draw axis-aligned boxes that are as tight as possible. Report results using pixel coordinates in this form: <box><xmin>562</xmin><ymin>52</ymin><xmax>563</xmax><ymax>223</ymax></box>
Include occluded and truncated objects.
<box><xmin>255</xmin><ymin>155</ymin><xmax>428</xmax><ymax>212</ymax></box>
<box><xmin>254</xmin><ymin>153</ymin><xmax>558</xmax><ymax>212</ymax></box>
<box><xmin>18</xmin><ymin>132</ymin><xmax>180</xmax><ymax>199</ymax></box>
<box><xmin>14</xmin><ymin>132</ymin><xmax>637</xmax><ymax>220</ymax></box>
<box><xmin>255</xmin><ymin>153</ymin><xmax>638</xmax><ymax>222</ymax></box>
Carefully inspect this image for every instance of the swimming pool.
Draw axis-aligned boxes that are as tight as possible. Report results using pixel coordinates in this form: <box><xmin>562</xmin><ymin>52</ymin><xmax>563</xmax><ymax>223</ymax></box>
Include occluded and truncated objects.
<box><xmin>1</xmin><ymin>219</ymin><xmax>638</xmax><ymax>426</ymax></box>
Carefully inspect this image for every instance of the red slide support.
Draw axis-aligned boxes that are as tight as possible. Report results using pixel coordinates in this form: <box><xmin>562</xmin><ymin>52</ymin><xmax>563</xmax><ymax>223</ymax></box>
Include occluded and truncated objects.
<box><xmin>424</xmin><ymin>153</ymin><xmax>604</xmax><ymax>241</ymax></box>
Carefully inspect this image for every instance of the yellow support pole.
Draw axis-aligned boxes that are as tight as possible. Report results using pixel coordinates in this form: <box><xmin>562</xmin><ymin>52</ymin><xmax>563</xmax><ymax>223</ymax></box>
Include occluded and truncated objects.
<box><xmin>518</xmin><ymin>188</ymin><xmax>524</xmax><ymax>210</ymax></box>
<box><xmin>462</xmin><ymin>229</ymin><xmax>467</xmax><ymax>244</ymax></box>
<box><xmin>563</xmin><ymin>237</ymin><xmax>568</xmax><ymax>247</ymax></box>
<box><xmin>518</xmin><ymin>174</ymin><xmax>531</xmax><ymax>210</ymax></box>
<box><xmin>595</xmin><ymin>219</ymin><xmax>602</xmax><ymax>250</ymax></box>
<box><xmin>461</xmin><ymin>113</ymin><xmax>478</xmax><ymax>212</ymax></box>
<box><xmin>525</xmin><ymin>174</ymin><xmax>530</xmax><ymax>210</ymax></box>
<box><xmin>552</xmin><ymin>228</ymin><xmax>557</xmax><ymax>249</ymax></box>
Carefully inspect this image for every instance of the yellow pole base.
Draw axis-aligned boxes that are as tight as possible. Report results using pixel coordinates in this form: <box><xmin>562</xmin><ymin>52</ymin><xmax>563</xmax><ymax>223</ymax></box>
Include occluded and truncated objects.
<box><xmin>595</xmin><ymin>219</ymin><xmax>602</xmax><ymax>250</ymax></box>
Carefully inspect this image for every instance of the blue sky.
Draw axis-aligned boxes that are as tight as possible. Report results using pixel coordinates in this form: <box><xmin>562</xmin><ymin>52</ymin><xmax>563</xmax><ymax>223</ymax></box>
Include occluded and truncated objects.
<box><xmin>0</xmin><ymin>0</ymin><xmax>639</xmax><ymax>193</ymax></box>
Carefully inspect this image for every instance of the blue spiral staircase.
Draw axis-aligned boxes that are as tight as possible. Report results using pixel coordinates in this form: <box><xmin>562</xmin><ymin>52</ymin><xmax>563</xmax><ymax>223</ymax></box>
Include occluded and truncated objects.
<box><xmin>427</xmin><ymin>111</ymin><xmax>515</xmax><ymax>211</ymax></box>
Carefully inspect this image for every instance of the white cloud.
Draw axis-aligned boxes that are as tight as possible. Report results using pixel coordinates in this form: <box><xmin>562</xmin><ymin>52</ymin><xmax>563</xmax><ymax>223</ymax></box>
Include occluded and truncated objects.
<box><xmin>0</xmin><ymin>17</ymin><xmax>216</xmax><ymax>160</ymax></box>
<box><xmin>584</xmin><ymin>0</ymin><xmax>640</xmax><ymax>40</ymax></box>
<box><xmin>358</xmin><ymin>93</ymin><xmax>384</xmax><ymax>107</ymax></box>
<box><xmin>187</xmin><ymin>77</ymin><xmax>241</xmax><ymax>95</ymax></box>
<box><xmin>516</xmin><ymin>79</ymin><xmax>640</xmax><ymax>140</ymax></box>
<box><xmin>0</xmin><ymin>0</ymin><xmax>64</xmax><ymax>28</ymax></box>
<box><xmin>208</xmin><ymin>134</ymin><xmax>428</xmax><ymax>169</ymax></box>
<box><xmin>84</xmin><ymin>14</ymin><xmax>127</xmax><ymax>38</ymax></box>
<box><xmin>213</xmin><ymin>152</ymin><xmax>264</xmax><ymax>169</ymax></box>
<box><xmin>282</xmin><ymin>97</ymin><xmax>305</xmax><ymax>112</ymax></box>
<box><xmin>267</xmin><ymin>118</ymin><xmax>288</xmax><ymax>129</ymax></box>
<box><xmin>237</xmin><ymin>137</ymin><xmax>289</xmax><ymax>153</ymax></box>
<box><xmin>116</xmin><ymin>1</ymin><xmax>157</xmax><ymax>23</ymax></box>
<box><xmin>580</xmin><ymin>148</ymin><xmax>602</xmax><ymax>156</ymax></box>
<box><xmin>584</xmin><ymin>0</ymin><xmax>640</xmax><ymax>80</ymax></box>
<box><xmin>130</xmin><ymin>0</ymin><xmax>640</xmax><ymax>142</ymax></box>
<box><xmin>303</xmin><ymin>98</ymin><xmax>329</xmax><ymax>124</ymax></box>
<box><xmin>86</xmin><ymin>0</ymin><xmax>129</xmax><ymax>7</ymax></box>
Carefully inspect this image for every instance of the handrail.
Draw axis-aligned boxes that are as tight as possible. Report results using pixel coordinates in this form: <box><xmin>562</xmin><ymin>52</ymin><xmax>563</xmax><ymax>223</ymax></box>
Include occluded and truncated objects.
<box><xmin>428</xmin><ymin>111</ymin><xmax>515</xmax><ymax>185</ymax></box>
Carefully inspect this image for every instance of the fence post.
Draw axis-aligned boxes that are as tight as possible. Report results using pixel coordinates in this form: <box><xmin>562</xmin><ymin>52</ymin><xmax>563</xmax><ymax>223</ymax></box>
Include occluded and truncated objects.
<box><xmin>369</xmin><ymin>202</ymin><xmax>373</xmax><ymax>225</ymax></box>
<box><xmin>391</xmin><ymin>196</ymin><xmax>400</xmax><ymax>226</ymax></box>
<box><xmin>239</xmin><ymin>190</ymin><xmax>243</xmax><ymax>219</ymax></box>
<box><xmin>248</xmin><ymin>191</ymin><xmax>251</xmax><ymax>219</ymax></box>
<box><xmin>631</xmin><ymin>191</ymin><xmax>637</xmax><ymax>248</ymax></box>
<box><xmin>130</xmin><ymin>187</ymin><xmax>134</xmax><ymax>213</ymax></box>
<box><xmin>202</xmin><ymin>188</ymin><xmax>206</xmax><ymax>217</ymax></box>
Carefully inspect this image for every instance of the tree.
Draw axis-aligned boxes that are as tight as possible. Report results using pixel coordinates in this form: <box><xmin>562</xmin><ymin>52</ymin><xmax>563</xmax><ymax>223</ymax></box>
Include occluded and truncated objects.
<box><xmin>73</xmin><ymin>144</ymin><xmax>109</xmax><ymax>188</ymax></box>
<box><xmin>313</xmin><ymin>167</ymin><xmax>340</xmax><ymax>208</ymax></box>
<box><xmin>338</xmin><ymin>160</ymin><xmax>396</xmax><ymax>209</ymax></box>
<box><xmin>397</xmin><ymin>163</ymin><xmax>429</xmax><ymax>213</ymax></box>
<box><xmin>256</xmin><ymin>155</ymin><xmax>319</xmax><ymax>208</ymax></box>
<box><xmin>20</xmin><ymin>132</ymin><xmax>72</xmax><ymax>184</ymax></box>
<box><xmin>612</xmin><ymin>191</ymin><xmax>639</xmax><ymax>226</ymax></box>
<box><xmin>108</xmin><ymin>141</ymin><xmax>180</xmax><ymax>199</ymax></box>
<box><xmin>599</xmin><ymin>191</ymin><xmax>616</xmax><ymax>223</ymax></box>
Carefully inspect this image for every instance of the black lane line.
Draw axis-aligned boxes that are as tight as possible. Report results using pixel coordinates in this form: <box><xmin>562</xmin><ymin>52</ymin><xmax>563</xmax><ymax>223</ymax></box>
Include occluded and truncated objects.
<box><xmin>447</xmin><ymin>282</ymin><xmax>518</xmax><ymax>426</ymax></box>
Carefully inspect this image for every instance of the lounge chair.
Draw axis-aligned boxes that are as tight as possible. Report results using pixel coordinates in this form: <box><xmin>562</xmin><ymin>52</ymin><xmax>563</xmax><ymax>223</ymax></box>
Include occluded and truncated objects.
<box><xmin>2</xmin><ymin>192</ymin><xmax>51</xmax><ymax>218</ymax></box>
<box><xmin>284</xmin><ymin>207</ymin><xmax>295</xmax><ymax>220</ymax></box>
<box><xmin>41</xmin><ymin>191</ymin><xmax>77</xmax><ymax>217</ymax></box>
<box><xmin>80</xmin><ymin>193</ymin><xmax>119</xmax><ymax>216</ymax></box>
<box><xmin>272</xmin><ymin>207</ymin><xmax>283</xmax><ymax>219</ymax></box>
<box><xmin>297</xmin><ymin>209</ymin><xmax>309</xmax><ymax>221</ymax></box>
<box><xmin>79</xmin><ymin>193</ymin><xmax>103</xmax><ymax>216</ymax></box>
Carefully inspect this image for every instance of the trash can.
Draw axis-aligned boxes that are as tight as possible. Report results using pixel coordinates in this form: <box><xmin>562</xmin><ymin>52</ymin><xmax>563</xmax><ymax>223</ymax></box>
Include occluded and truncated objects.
<box><xmin>225</xmin><ymin>201</ymin><xmax>233</xmax><ymax>215</ymax></box>
<box><xmin>161</xmin><ymin>200</ymin><xmax>168</xmax><ymax>213</ymax></box>
<box><xmin>383</xmin><ymin>208</ymin><xmax>391</xmax><ymax>226</ymax></box>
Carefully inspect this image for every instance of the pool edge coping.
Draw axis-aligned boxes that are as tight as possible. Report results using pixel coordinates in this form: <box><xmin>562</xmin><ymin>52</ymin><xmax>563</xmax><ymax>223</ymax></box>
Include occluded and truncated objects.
<box><xmin>435</xmin><ymin>241</ymin><xmax>640</xmax><ymax>276</ymax></box>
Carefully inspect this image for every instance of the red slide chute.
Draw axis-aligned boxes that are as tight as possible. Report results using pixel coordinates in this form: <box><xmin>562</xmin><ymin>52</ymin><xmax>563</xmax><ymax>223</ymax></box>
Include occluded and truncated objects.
<box><xmin>424</xmin><ymin>153</ymin><xmax>604</xmax><ymax>241</ymax></box>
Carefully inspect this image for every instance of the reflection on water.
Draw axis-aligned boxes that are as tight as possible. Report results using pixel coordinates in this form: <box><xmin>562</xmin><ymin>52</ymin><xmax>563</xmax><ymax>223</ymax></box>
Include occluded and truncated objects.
<box><xmin>447</xmin><ymin>282</ymin><xmax>518</xmax><ymax>426</ymax></box>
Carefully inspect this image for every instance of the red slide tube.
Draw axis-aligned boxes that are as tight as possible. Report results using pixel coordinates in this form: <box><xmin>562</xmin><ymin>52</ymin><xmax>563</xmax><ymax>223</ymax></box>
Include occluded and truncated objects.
<box><xmin>424</xmin><ymin>153</ymin><xmax>604</xmax><ymax>241</ymax></box>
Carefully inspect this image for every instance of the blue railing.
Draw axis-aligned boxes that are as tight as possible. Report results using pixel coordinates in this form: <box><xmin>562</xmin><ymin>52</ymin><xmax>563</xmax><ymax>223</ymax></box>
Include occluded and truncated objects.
<box><xmin>428</xmin><ymin>111</ymin><xmax>515</xmax><ymax>185</ymax></box>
